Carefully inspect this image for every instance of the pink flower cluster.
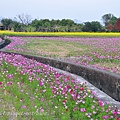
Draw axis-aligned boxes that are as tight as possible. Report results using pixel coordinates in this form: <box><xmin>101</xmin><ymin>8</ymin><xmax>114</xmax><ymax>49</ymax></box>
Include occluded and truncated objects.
<box><xmin>3</xmin><ymin>36</ymin><xmax>120</xmax><ymax>74</ymax></box>
<box><xmin>0</xmin><ymin>49</ymin><xmax>120</xmax><ymax>119</ymax></box>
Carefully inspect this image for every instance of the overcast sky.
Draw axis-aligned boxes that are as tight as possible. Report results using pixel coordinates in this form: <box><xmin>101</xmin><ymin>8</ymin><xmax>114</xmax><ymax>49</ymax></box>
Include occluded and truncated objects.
<box><xmin>0</xmin><ymin>0</ymin><xmax>120</xmax><ymax>23</ymax></box>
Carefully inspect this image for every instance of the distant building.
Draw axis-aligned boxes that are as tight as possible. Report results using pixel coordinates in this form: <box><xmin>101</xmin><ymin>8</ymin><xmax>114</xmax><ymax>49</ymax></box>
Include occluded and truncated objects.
<box><xmin>0</xmin><ymin>23</ymin><xmax>5</xmax><ymax>30</ymax></box>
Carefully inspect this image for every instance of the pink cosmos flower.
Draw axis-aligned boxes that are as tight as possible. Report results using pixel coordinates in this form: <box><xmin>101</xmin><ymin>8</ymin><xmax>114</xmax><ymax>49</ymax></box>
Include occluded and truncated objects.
<box><xmin>80</xmin><ymin>108</ymin><xmax>86</xmax><ymax>112</ymax></box>
<box><xmin>62</xmin><ymin>100</ymin><xmax>67</xmax><ymax>104</ymax></box>
<box><xmin>6</xmin><ymin>74</ymin><xmax>14</xmax><ymax>79</ymax></box>
<box><xmin>20</xmin><ymin>90</ymin><xmax>24</xmax><ymax>92</ymax></box>
<box><xmin>102</xmin><ymin>116</ymin><xmax>109</xmax><ymax>119</ymax></box>
<box><xmin>41</xmin><ymin>97</ymin><xmax>44</xmax><ymax>101</ymax></box>
<box><xmin>17</xmin><ymin>82</ymin><xmax>20</xmax><ymax>85</ymax></box>
<box><xmin>42</xmin><ymin>90</ymin><xmax>46</xmax><ymax>92</ymax></box>
<box><xmin>80</xmin><ymin>87</ymin><xmax>84</xmax><ymax>91</ymax></box>
<box><xmin>66</xmin><ymin>85</ymin><xmax>71</xmax><ymax>89</ymax></box>
<box><xmin>55</xmin><ymin>81</ymin><xmax>60</xmax><ymax>84</ymax></box>
<box><xmin>72</xmin><ymin>79</ymin><xmax>75</xmax><ymax>83</ymax></box>
<box><xmin>98</xmin><ymin>100</ymin><xmax>104</xmax><ymax>106</ymax></box>
<box><xmin>117</xmin><ymin>111</ymin><xmax>120</xmax><ymax>114</ymax></box>
<box><xmin>20</xmin><ymin>71</ymin><xmax>24</xmax><ymax>75</ymax></box>
<box><xmin>41</xmin><ymin>109</ymin><xmax>44</xmax><ymax>112</ymax></box>
<box><xmin>0</xmin><ymin>82</ymin><xmax>2</xmax><ymax>85</ymax></box>
<box><xmin>6</xmin><ymin>82</ymin><xmax>13</xmax><ymax>86</ymax></box>
<box><xmin>70</xmin><ymin>89</ymin><xmax>73</xmax><ymax>94</ymax></box>
<box><xmin>22</xmin><ymin>106</ymin><xmax>26</xmax><ymax>108</ymax></box>
<box><xmin>39</xmin><ymin>81</ymin><xmax>44</xmax><ymax>86</ymax></box>
<box><xmin>113</xmin><ymin>110</ymin><xmax>117</xmax><ymax>116</ymax></box>
<box><xmin>73</xmin><ymin>107</ymin><xmax>78</xmax><ymax>111</ymax></box>
<box><xmin>74</xmin><ymin>85</ymin><xmax>78</xmax><ymax>89</ymax></box>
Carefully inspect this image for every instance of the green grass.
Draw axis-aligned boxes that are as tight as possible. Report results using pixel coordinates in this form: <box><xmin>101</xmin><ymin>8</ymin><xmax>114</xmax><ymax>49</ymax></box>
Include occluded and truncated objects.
<box><xmin>25</xmin><ymin>39</ymin><xmax>88</xmax><ymax>57</ymax></box>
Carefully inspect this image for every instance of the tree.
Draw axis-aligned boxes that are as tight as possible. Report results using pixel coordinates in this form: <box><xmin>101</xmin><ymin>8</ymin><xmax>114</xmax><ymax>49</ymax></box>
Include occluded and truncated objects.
<box><xmin>31</xmin><ymin>19</ymin><xmax>40</xmax><ymax>31</ymax></box>
<box><xmin>17</xmin><ymin>13</ymin><xmax>32</xmax><ymax>25</ymax></box>
<box><xmin>60</xmin><ymin>19</ymin><xmax>75</xmax><ymax>27</ymax></box>
<box><xmin>109</xmin><ymin>16</ymin><xmax>117</xmax><ymax>25</ymax></box>
<box><xmin>102</xmin><ymin>13</ymin><xmax>115</xmax><ymax>26</ymax></box>
<box><xmin>91</xmin><ymin>21</ymin><xmax>102</xmax><ymax>32</ymax></box>
<box><xmin>107</xmin><ymin>24</ymin><xmax>114</xmax><ymax>31</ymax></box>
<box><xmin>12</xmin><ymin>21</ymin><xmax>23</xmax><ymax>32</ymax></box>
<box><xmin>51</xmin><ymin>19</ymin><xmax>57</xmax><ymax>27</ymax></box>
<box><xmin>67</xmin><ymin>19</ymin><xmax>75</xmax><ymax>27</ymax></box>
<box><xmin>1</xmin><ymin>18</ymin><xmax>13</xmax><ymax>30</ymax></box>
<box><xmin>16</xmin><ymin>13</ymin><xmax>32</xmax><ymax>31</ymax></box>
<box><xmin>115</xmin><ymin>18</ymin><xmax>120</xmax><ymax>31</ymax></box>
<box><xmin>82</xmin><ymin>22</ymin><xmax>92</xmax><ymax>32</ymax></box>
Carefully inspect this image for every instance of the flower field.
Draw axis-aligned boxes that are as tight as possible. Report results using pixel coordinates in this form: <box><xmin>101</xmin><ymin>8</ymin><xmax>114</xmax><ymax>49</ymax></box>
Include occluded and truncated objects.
<box><xmin>0</xmin><ymin>52</ymin><xmax>120</xmax><ymax>120</ymax></box>
<box><xmin>3</xmin><ymin>36</ymin><xmax>120</xmax><ymax>75</ymax></box>
<box><xmin>0</xmin><ymin>33</ymin><xmax>120</xmax><ymax>119</ymax></box>
<box><xmin>0</xmin><ymin>31</ymin><xmax>120</xmax><ymax>37</ymax></box>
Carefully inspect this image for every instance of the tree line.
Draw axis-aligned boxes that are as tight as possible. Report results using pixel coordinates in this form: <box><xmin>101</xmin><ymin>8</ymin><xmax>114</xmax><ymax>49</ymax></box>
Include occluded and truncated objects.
<box><xmin>0</xmin><ymin>13</ymin><xmax>120</xmax><ymax>32</ymax></box>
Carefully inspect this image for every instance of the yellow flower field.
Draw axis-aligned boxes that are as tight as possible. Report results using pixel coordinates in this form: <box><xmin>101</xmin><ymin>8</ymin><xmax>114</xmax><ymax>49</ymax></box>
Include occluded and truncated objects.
<box><xmin>0</xmin><ymin>31</ymin><xmax>120</xmax><ymax>37</ymax></box>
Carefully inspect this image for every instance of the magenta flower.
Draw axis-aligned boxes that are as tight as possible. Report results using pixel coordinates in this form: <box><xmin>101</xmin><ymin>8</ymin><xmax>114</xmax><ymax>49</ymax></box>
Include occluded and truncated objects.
<box><xmin>98</xmin><ymin>100</ymin><xmax>104</xmax><ymax>106</ymax></box>
<box><xmin>55</xmin><ymin>81</ymin><xmax>60</xmax><ymax>84</ymax></box>
<box><xmin>22</xmin><ymin>106</ymin><xmax>26</xmax><ymax>108</ymax></box>
<box><xmin>70</xmin><ymin>89</ymin><xmax>74</xmax><ymax>94</ymax></box>
<box><xmin>74</xmin><ymin>85</ymin><xmax>78</xmax><ymax>89</ymax></box>
<box><xmin>52</xmin><ymin>89</ymin><xmax>55</xmax><ymax>94</ymax></box>
<box><xmin>41</xmin><ymin>97</ymin><xmax>44</xmax><ymax>101</ymax></box>
<box><xmin>112</xmin><ymin>110</ymin><xmax>117</xmax><ymax>116</ymax></box>
<box><xmin>39</xmin><ymin>81</ymin><xmax>44</xmax><ymax>86</ymax></box>
<box><xmin>0</xmin><ymin>82</ymin><xmax>2</xmax><ymax>85</ymax></box>
<box><xmin>102</xmin><ymin>116</ymin><xmax>109</xmax><ymax>119</ymax></box>
<box><xmin>20</xmin><ymin>71</ymin><xmax>25</xmax><ymax>75</ymax></box>
<box><xmin>66</xmin><ymin>85</ymin><xmax>71</xmax><ymax>89</ymax></box>
<box><xmin>62</xmin><ymin>100</ymin><xmax>67</xmax><ymax>104</ymax></box>
<box><xmin>80</xmin><ymin>87</ymin><xmax>84</xmax><ymax>91</ymax></box>
<box><xmin>73</xmin><ymin>107</ymin><xmax>78</xmax><ymax>111</ymax></box>
<box><xmin>6</xmin><ymin>74</ymin><xmax>14</xmax><ymax>79</ymax></box>
<box><xmin>6</xmin><ymin>82</ymin><xmax>13</xmax><ymax>86</ymax></box>
<box><xmin>72</xmin><ymin>79</ymin><xmax>75</xmax><ymax>83</ymax></box>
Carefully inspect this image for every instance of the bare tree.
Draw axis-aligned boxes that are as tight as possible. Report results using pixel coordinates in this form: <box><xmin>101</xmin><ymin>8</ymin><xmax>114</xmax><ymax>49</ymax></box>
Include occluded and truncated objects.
<box><xmin>17</xmin><ymin>13</ymin><xmax>32</xmax><ymax>25</ymax></box>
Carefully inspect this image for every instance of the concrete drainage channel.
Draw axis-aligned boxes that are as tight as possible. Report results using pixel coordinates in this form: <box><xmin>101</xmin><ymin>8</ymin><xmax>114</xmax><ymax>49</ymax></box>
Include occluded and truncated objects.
<box><xmin>53</xmin><ymin>67</ymin><xmax>120</xmax><ymax>109</ymax></box>
<box><xmin>0</xmin><ymin>37</ymin><xmax>120</xmax><ymax>110</ymax></box>
<box><xmin>0</xmin><ymin>36</ymin><xmax>11</xmax><ymax>49</ymax></box>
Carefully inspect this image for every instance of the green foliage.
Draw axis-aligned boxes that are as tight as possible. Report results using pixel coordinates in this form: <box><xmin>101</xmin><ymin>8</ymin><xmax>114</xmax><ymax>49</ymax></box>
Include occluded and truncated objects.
<box><xmin>102</xmin><ymin>13</ymin><xmax>115</xmax><ymax>26</ymax></box>
<box><xmin>82</xmin><ymin>21</ymin><xmax>102</xmax><ymax>32</ymax></box>
<box><xmin>1</xmin><ymin>18</ymin><xmax>13</xmax><ymax>30</ymax></box>
<box><xmin>1</xmin><ymin>13</ymin><xmax>119</xmax><ymax>32</ymax></box>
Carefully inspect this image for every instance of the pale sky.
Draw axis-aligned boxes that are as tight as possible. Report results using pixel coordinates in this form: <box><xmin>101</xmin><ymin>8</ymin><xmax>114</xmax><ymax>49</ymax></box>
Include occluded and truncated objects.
<box><xmin>0</xmin><ymin>0</ymin><xmax>120</xmax><ymax>23</ymax></box>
